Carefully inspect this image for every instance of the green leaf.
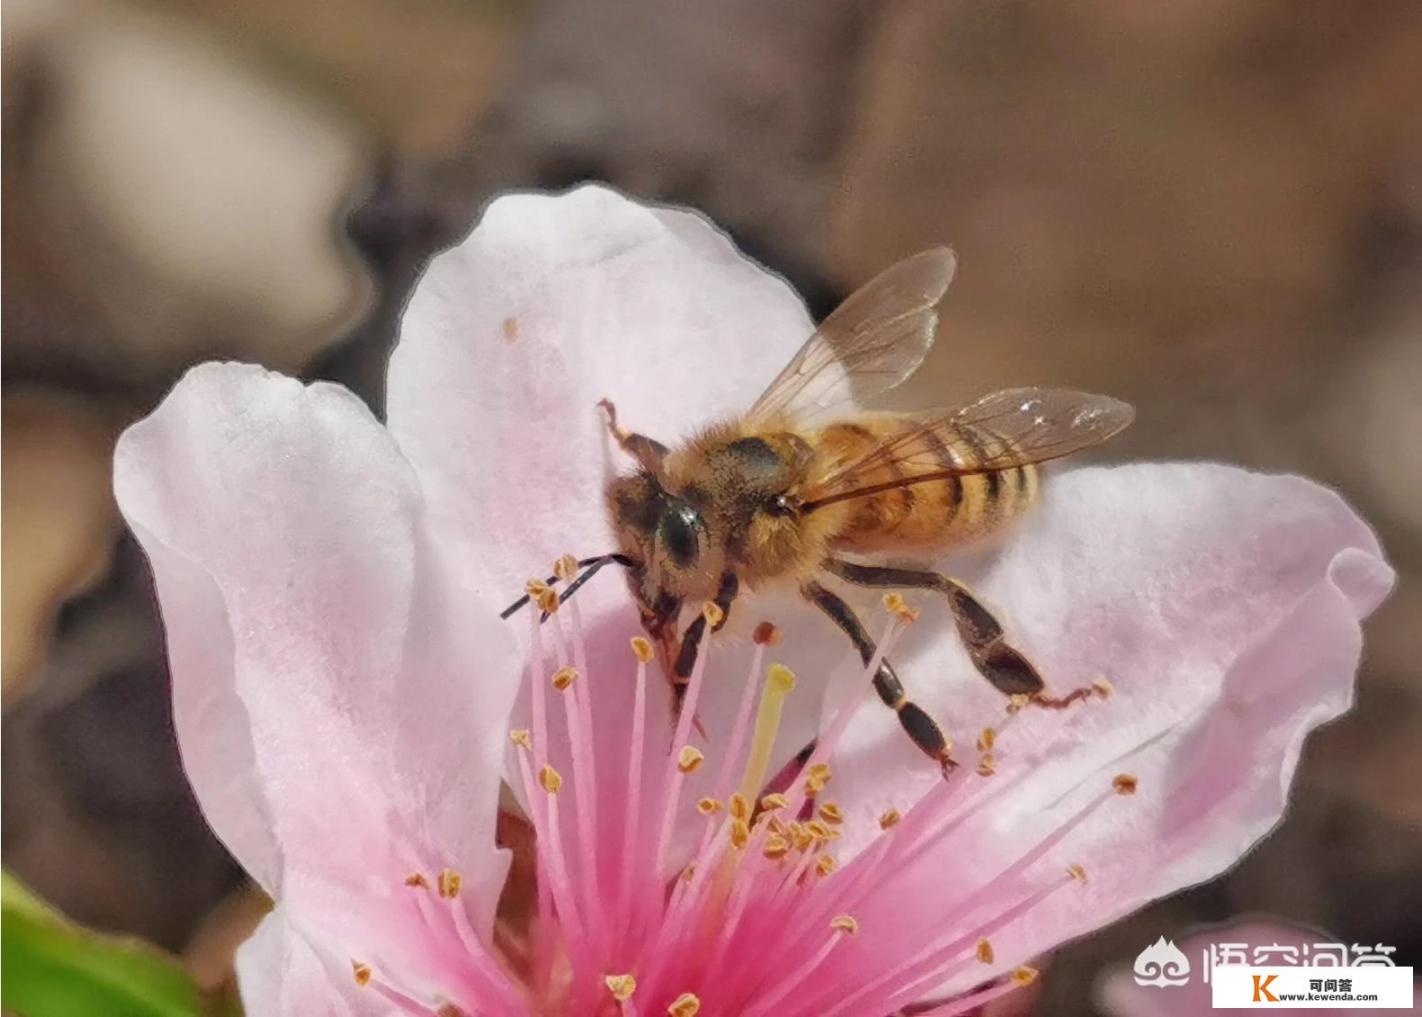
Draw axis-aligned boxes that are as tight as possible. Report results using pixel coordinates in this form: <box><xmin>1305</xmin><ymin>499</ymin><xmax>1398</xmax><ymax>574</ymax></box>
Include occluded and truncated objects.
<box><xmin>2</xmin><ymin>872</ymin><xmax>208</xmax><ymax>1017</ymax></box>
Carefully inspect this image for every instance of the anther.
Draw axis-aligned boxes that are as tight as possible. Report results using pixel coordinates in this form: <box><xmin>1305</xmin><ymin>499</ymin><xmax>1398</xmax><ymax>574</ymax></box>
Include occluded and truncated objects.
<box><xmin>804</xmin><ymin>762</ymin><xmax>832</xmax><ymax>795</ymax></box>
<box><xmin>352</xmin><ymin>961</ymin><xmax>372</xmax><ymax>986</ymax></box>
<box><xmin>977</xmin><ymin>727</ymin><xmax>997</xmax><ymax>752</ymax></box>
<box><xmin>554</xmin><ymin>554</ymin><xmax>580</xmax><ymax>582</ymax></box>
<box><xmin>806</xmin><ymin>819</ymin><xmax>834</xmax><ymax>842</ymax></box>
<box><xmin>668</xmin><ymin>992</ymin><xmax>701</xmax><ymax>1017</ymax></box>
<box><xmin>604</xmin><ymin>973</ymin><xmax>637</xmax><ymax>1002</ymax></box>
<box><xmin>767</xmin><ymin>663</ymin><xmax>797</xmax><ymax>693</ymax></box>
<box><xmin>976</xmin><ymin>753</ymin><xmax>997</xmax><ymax>777</ymax></box>
<box><xmin>760</xmin><ymin>792</ymin><xmax>789</xmax><ymax>812</ymax></box>
<box><xmin>882</xmin><ymin>592</ymin><xmax>920</xmax><ymax>623</ymax></box>
<box><xmin>630</xmin><ymin>636</ymin><xmax>655</xmax><ymax>663</ymax></box>
<box><xmin>509</xmin><ymin>729</ymin><xmax>533</xmax><ymax>750</ymax></box>
<box><xmin>730</xmin><ymin>818</ymin><xmax>751</xmax><ymax>850</ymax></box>
<box><xmin>536</xmin><ymin>588</ymin><xmax>560</xmax><ymax>615</ymax></box>
<box><xmin>818</xmin><ymin>802</ymin><xmax>844</xmax><ymax>825</ymax></box>
<box><xmin>552</xmin><ymin>666</ymin><xmax>579</xmax><ymax>691</ymax></box>
<box><xmin>1007</xmin><ymin>693</ymin><xmax>1030</xmax><ymax>714</ymax></box>
<box><xmin>702</xmin><ymin>601</ymin><xmax>725</xmax><ymax>628</ymax></box>
<box><xmin>525</xmin><ymin>579</ymin><xmax>550</xmax><ymax>597</ymax></box>
<box><xmin>678</xmin><ymin>746</ymin><xmax>705</xmax><ymax>774</ymax></box>
<box><xmin>830</xmin><ymin>914</ymin><xmax>859</xmax><ymax>935</ymax></box>
<box><xmin>404</xmin><ymin>872</ymin><xmax>428</xmax><ymax>889</ymax></box>
<box><xmin>763</xmin><ymin>835</ymin><xmax>791</xmax><ymax>861</ymax></box>
<box><xmin>976</xmin><ymin>939</ymin><xmax>995</xmax><ymax>964</ymax></box>
<box><xmin>815</xmin><ymin>854</ymin><xmax>837</xmax><ymax>878</ymax></box>
<box><xmin>1012</xmin><ymin>967</ymin><xmax>1039</xmax><ymax>986</ymax></box>
<box><xmin>697</xmin><ymin>797</ymin><xmax>723</xmax><ymax>816</ymax></box>
<box><xmin>879</xmin><ymin>808</ymin><xmax>902</xmax><ymax>830</ymax></box>
<box><xmin>729</xmin><ymin>793</ymin><xmax>751</xmax><ymax>821</ymax></box>
<box><xmin>1093</xmin><ymin>676</ymin><xmax>1115</xmax><ymax>698</ymax></box>
<box><xmin>1067</xmin><ymin>863</ymin><xmax>1088</xmax><ymax>884</ymax></box>
<box><xmin>788</xmin><ymin>822</ymin><xmax>814</xmax><ymax>852</ymax></box>
<box><xmin>753</xmin><ymin>621</ymin><xmax>781</xmax><ymax>646</ymax></box>
<box><xmin>1112</xmin><ymin>773</ymin><xmax>1138</xmax><ymax>795</ymax></box>
<box><xmin>539</xmin><ymin>764</ymin><xmax>563</xmax><ymax>794</ymax></box>
<box><xmin>437</xmin><ymin>868</ymin><xmax>461</xmax><ymax>899</ymax></box>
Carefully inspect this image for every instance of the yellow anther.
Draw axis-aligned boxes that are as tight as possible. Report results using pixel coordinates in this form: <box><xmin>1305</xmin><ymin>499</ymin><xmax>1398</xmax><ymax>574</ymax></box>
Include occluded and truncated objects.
<box><xmin>730</xmin><ymin>818</ymin><xmax>750</xmax><ymax>850</ymax></box>
<box><xmin>630</xmin><ymin>636</ymin><xmax>655</xmax><ymax>663</ymax></box>
<box><xmin>882</xmin><ymin>592</ymin><xmax>920</xmax><ymax>623</ymax></box>
<box><xmin>830</xmin><ymin>914</ymin><xmax>859</xmax><ymax>935</ymax></box>
<box><xmin>1012</xmin><ymin>966</ymin><xmax>1039</xmax><ymax>985</ymax></box>
<box><xmin>1093</xmin><ymin>676</ymin><xmax>1115</xmax><ymax>698</ymax></box>
<box><xmin>878</xmin><ymin>808</ymin><xmax>902</xmax><ymax>830</ymax></box>
<box><xmin>976</xmin><ymin>753</ymin><xmax>997</xmax><ymax>777</ymax></box>
<box><xmin>1067</xmin><ymin>863</ymin><xmax>1088</xmax><ymax>884</ymax></box>
<box><xmin>697</xmin><ymin>797</ymin><xmax>723</xmax><ymax>816</ymax></box>
<box><xmin>728</xmin><ymin>793</ymin><xmax>751</xmax><ymax>821</ymax></box>
<box><xmin>760</xmin><ymin>793</ymin><xmax>789</xmax><ymax>812</ymax></box>
<box><xmin>437</xmin><ymin>868</ymin><xmax>462</xmax><ymax>899</ymax></box>
<box><xmin>404</xmin><ymin>872</ymin><xmax>428</xmax><ymax>889</ymax></box>
<box><xmin>509</xmin><ymin>729</ymin><xmax>533</xmax><ymax>750</ymax></box>
<box><xmin>525</xmin><ymin>578</ymin><xmax>551</xmax><ymax>597</ymax></box>
<box><xmin>554</xmin><ymin>554</ymin><xmax>580</xmax><ymax>582</ymax></box>
<box><xmin>767</xmin><ymin>663</ymin><xmax>797</xmax><ymax>693</ymax></box>
<box><xmin>765</xmin><ymin>815</ymin><xmax>788</xmax><ymax>836</ymax></box>
<box><xmin>976</xmin><ymin>939</ymin><xmax>995</xmax><ymax>964</ymax></box>
<box><xmin>539</xmin><ymin>764</ymin><xmax>563</xmax><ymax>794</ymax></box>
<box><xmin>678</xmin><ymin>745</ymin><xmax>705</xmax><ymax>774</ymax></box>
<box><xmin>819</xmin><ymin>802</ymin><xmax>844</xmax><ymax>825</ymax></box>
<box><xmin>1112</xmin><ymin>773</ymin><xmax>1139</xmax><ymax>795</ymax></box>
<box><xmin>788</xmin><ymin>822</ymin><xmax>814</xmax><ymax>852</ymax></box>
<box><xmin>536</xmin><ymin>588</ymin><xmax>560</xmax><ymax>615</ymax></box>
<box><xmin>352</xmin><ymin>961</ymin><xmax>372</xmax><ymax>986</ymax></box>
<box><xmin>701</xmin><ymin>601</ymin><xmax>725</xmax><ymax>628</ymax></box>
<box><xmin>804</xmin><ymin>762</ymin><xmax>832</xmax><ymax>795</ymax></box>
<box><xmin>763</xmin><ymin>835</ymin><xmax>791</xmax><ymax>861</ymax></box>
<box><xmin>806</xmin><ymin>819</ymin><xmax>833</xmax><ymax>842</ymax></box>
<box><xmin>552</xmin><ymin>666</ymin><xmax>579</xmax><ymax>691</ymax></box>
<box><xmin>604</xmin><ymin>973</ymin><xmax>637</xmax><ymax>1002</ymax></box>
<box><xmin>667</xmin><ymin>992</ymin><xmax>701</xmax><ymax>1017</ymax></box>
<box><xmin>977</xmin><ymin>727</ymin><xmax>997</xmax><ymax>752</ymax></box>
<box><xmin>753</xmin><ymin>621</ymin><xmax>781</xmax><ymax>646</ymax></box>
<box><xmin>1007</xmin><ymin>693</ymin><xmax>1030</xmax><ymax>714</ymax></box>
<box><xmin>815</xmin><ymin>854</ymin><xmax>837</xmax><ymax>878</ymax></box>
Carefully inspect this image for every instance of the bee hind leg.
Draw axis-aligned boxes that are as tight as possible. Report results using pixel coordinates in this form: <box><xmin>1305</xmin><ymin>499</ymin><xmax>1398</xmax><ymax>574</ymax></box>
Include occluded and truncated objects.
<box><xmin>822</xmin><ymin>559</ymin><xmax>1096</xmax><ymax>710</ymax></box>
<box><xmin>802</xmin><ymin>580</ymin><xmax>957</xmax><ymax>777</ymax></box>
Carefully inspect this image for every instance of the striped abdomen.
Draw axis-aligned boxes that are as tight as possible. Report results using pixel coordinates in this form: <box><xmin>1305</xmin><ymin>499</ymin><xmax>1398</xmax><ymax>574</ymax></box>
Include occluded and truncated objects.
<box><xmin>813</xmin><ymin>417</ymin><xmax>1038</xmax><ymax>554</ymax></box>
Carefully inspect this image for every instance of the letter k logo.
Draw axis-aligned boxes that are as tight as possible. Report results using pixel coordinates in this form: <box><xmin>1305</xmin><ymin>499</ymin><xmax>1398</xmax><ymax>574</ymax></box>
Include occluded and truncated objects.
<box><xmin>1252</xmin><ymin>973</ymin><xmax>1279</xmax><ymax>1002</ymax></box>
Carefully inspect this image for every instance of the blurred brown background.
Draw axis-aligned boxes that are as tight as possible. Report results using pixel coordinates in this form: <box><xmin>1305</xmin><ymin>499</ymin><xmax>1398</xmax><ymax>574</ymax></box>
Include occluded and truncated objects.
<box><xmin>4</xmin><ymin>0</ymin><xmax>1420</xmax><ymax>1012</ymax></box>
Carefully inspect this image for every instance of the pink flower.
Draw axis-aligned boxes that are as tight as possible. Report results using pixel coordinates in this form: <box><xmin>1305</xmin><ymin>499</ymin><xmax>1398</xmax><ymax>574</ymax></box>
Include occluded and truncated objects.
<box><xmin>113</xmin><ymin>186</ymin><xmax>1393</xmax><ymax>1016</ymax></box>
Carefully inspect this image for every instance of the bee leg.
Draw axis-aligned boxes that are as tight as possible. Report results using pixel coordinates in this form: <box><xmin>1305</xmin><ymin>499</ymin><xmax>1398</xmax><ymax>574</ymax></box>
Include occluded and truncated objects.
<box><xmin>671</xmin><ymin>572</ymin><xmax>739</xmax><ymax>712</ymax></box>
<box><xmin>499</xmin><ymin>554</ymin><xmax>635</xmax><ymax>620</ymax></box>
<box><xmin>802</xmin><ymin>580</ymin><xmax>957</xmax><ymax>777</ymax></box>
<box><xmin>597</xmin><ymin>398</ymin><xmax>669</xmax><ymax>474</ymax></box>
<box><xmin>824</xmin><ymin>560</ymin><xmax>1094</xmax><ymax>709</ymax></box>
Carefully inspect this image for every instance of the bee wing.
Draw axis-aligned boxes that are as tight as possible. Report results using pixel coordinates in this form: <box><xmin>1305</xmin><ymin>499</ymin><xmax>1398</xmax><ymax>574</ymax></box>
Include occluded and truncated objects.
<box><xmin>803</xmin><ymin>388</ymin><xmax>1135</xmax><ymax>511</ymax></box>
<box><xmin>746</xmin><ymin>248</ymin><xmax>957</xmax><ymax>424</ymax></box>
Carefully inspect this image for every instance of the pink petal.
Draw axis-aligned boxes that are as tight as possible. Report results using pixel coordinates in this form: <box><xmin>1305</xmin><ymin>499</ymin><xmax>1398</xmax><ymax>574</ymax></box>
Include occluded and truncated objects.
<box><xmin>114</xmin><ymin>363</ymin><xmax>520</xmax><ymax>993</ymax></box>
<box><xmin>237</xmin><ymin>910</ymin><xmax>382</xmax><ymax>1016</ymax></box>
<box><xmin>815</xmin><ymin>464</ymin><xmax>1391</xmax><ymax>1002</ymax></box>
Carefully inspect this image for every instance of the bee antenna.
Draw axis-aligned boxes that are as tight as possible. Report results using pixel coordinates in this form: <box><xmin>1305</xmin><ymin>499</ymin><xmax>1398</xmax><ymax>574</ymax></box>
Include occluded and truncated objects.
<box><xmin>500</xmin><ymin>553</ymin><xmax>636</xmax><ymax>622</ymax></box>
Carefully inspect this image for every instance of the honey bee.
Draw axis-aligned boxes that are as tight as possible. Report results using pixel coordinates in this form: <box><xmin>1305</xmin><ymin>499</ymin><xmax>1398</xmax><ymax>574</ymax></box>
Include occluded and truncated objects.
<box><xmin>505</xmin><ymin>248</ymin><xmax>1133</xmax><ymax>772</ymax></box>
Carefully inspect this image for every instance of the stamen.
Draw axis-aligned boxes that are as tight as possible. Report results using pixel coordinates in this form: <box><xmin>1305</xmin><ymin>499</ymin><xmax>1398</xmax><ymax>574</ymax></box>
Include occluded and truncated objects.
<box><xmin>536</xmin><ymin>588</ymin><xmax>560</xmax><ymax>615</ymax></box>
<box><xmin>976</xmin><ymin>728</ymin><xmax>996</xmax><ymax>752</ymax></box>
<box><xmin>1067</xmin><ymin>863</ymin><xmax>1088</xmax><ymax>883</ymax></box>
<box><xmin>729</xmin><ymin>793</ymin><xmax>751</xmax><ymax>821</ymax></box>
<box><xmin>736</xmin><ymin>664</ymin><xmax>796</xmax><ymax>804</ymax></box>
<box><xmin>976</xmin><ymin>754</ymin><xmax>996</xmax><ymax>777</ymax></box>
<box><xmin>1006</xmin><ymin>693</ymin><xmax>1030</xmax><ymax>714</ymax></box>
<box><xmin>631</xmin><ymin>636</ymin><xmax>655</xmax><ymax>663</ymax></box>
<box><xmin>678</xmin><ymin>746</ymin><xmax>705</xmax><ymax>774</ymax></box>
<box><xmin>814</xmin><ymin>854</ymin><xmax>837</xmax><ymax>878</ymax></box>
<box><xmin>830</xmin><ymin>915</ymin><xmax>859</xmax><ymax>935</ymax></box>
<box><xmin>763</xmin><ymin>835</ymin><xmax>791</xmax><ymax>861</ymax></box>
<box><xmin>352</xmin><ymin>961</ymin><xmax>371</xmax><ymax>986</ymax></box>
<box><xmin>760</xmin><ymin>792</ymin><xmax>789</xmax><ymax>812</ymax></box>
<box><xmin>437</xmin><ymin>868</ymin><xmax>462</xmax><ymax>899</ymax></box>
<box><xmin>615</xmin><ymin>637</ymin><xmax>652</xmax><ymax>943</ymax></box>
<box><xmin>552</xmin><ymin>666</ymin><xmax>579</xmax><ymax>691</ymax></box>
<box><xmin>539</xmin><ymin>765</ymin><xmax>563</xmax><ymax>794</ymax></box>
<box><xmin>883</xmin><ymin>592</ymin><xmax>920</xmax><ymax>623</ymax></box>
<box><xmin>818</xmin><ymin>802</ymin><xmax>844</xmax><ymax>825</ymax></box>
<box><xmin>975</xmin><ymin>939</ymin><xmax>994</xmax><ymax>964</ymax></box>
<box><xmin>730</xmin><ymin>818</ymin><xmax>751</xmax><ymax>850</ymax></box>
<box><xmin>509</xmin><ymin>729</ymin><xmax>533</xmax><ymax>750</ymax></box>
<box><xmin>701</xmin><ymin>601</ymin><xmax>725</xmax><ymax>628</ymax></box>
<box><xmin>697</xmin><ymin>797</ymin><xmax>723</xmax><ymax>816</ymax></box>
<box><xmin>803</xmin><ymin>762</ymin><xmax>832</xmax><ymax>796</ymax></box>
<box><xmin>404</xmin><ymin>872</ymin><xmax>428</xmax><ymax>889</ymax></box>
<box><xmin>1092</xmin><ymin>676</ymin><xmax>1114</xmax><ymax>698</ymax></box>
<box><xmin>554</xmin><ymin>554</ymin><xmax>580</xmax><ymax>582</ymax></box>
<box><xmin>1112</xmin><ymin>773</ymin><xmax>1138</xmax><ymax>795</ymax></box>
<box><xmin>667</xmin><ymin>991</ymin><xmax>701</xmax><ymax>1017</ymax></box>
<box><xmin>879</xmin><ymin>808</ymin><xmax>902</xmax><ymax>830</ymax></box>
<box><xmin>753</xmin><ymin>621</ymin><xmax>780</xmax><ymax>645</ymax></box>
<box><xmin>604</xmin><ymin>973</ymin><xmax>637</xmax><ymax>1001</ymax></box>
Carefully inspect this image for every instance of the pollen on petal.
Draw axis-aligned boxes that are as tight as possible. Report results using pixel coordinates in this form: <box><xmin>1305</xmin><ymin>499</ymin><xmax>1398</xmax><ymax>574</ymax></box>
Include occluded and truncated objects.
<box><xmin>976</xmin><ymin>938</ymin><xmax>995</xmax><ymax>964</ymax></box>
<box><xmin>352</xmin><ymin>961</ymin><xmax>371</xmax><ymax>986</ymax></box>
<box><xmin>554</xmin><ymin>554</ymin><xmax>580</xmax><ymax>582</ymax></box>
<box><xmin>878</xmin><ymin>808</ymin><xmax>902</xmax><ymax>830</ymax></box>
<box><xmin>1093</xmin><ymin>676</ymin><xmax>1115</xmax><ymax>698</ymax></box>
<box><xmin>1012</xmin><ymin>966</ymin><xmax>1039</xmax><ymax>985</ymax></box>
<box><xmin>678</xmin><ymin>745</ymin><xmax>705</xmax><ymax>773</ymax></box>
<box><xmin>437</xmin><ymin>868</ymin><xmax>462</xmax><ymax>898</ymax></box>
<box><xmin>1067</xmin><ymin>863</ymin><xmax>1088</xmax><ymax>883</ymax></box>
<box><xmin>552</xmin><ymin>666</ymin><xmax>579</xmax><ymax>691</ymax></box>
<box><xmin>830</xmin><ymin>914</ymin><xmax>859</xmax><ymax>935</ymax></box>
<box><xmin>753</xmin><ymin>621</ymin><xmax>781</xmax><ymax>645</ymax></box>
<box><xmin>668</xmin><ymin>991</ymin><xmax>701</xmax><ymax>1016</ymax></box>
<box><xmin>1113</xmin><ymin>773</ymin><xmax>1139</xmax><ymax>795</ymax></box>
<box><xmin>539</xmin><ymin>764</ymin><xmax>563</xmax><ymax>794</ymax></box>
<box><xmin>604</xmin><ymin>973</ymin><xmax>637</xmax><ymax>1002</ymax></box>
<box><xmin>702</xmin><ymin>600</ymin><xmax>725</xmax><ymax>627</ymax></box>
<box><xmin>509</xmin><ymin>728</ymin><xmax>533</xmax><ymax>750</ymax></box>
<box><xmin>631</xmin><ymin>636</ymin><xmax>655</xmax><ymax>663</ymax></box>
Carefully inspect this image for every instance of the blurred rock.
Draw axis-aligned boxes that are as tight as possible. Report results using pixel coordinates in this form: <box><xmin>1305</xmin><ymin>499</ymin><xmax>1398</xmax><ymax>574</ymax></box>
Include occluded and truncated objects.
<box><xmin>1</xmin><ymin>391</ymin><xmax>119</xmax><ymax>705</ymax></box>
